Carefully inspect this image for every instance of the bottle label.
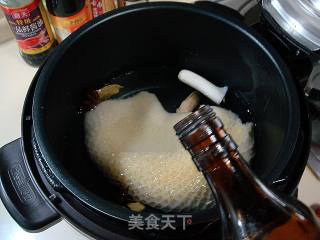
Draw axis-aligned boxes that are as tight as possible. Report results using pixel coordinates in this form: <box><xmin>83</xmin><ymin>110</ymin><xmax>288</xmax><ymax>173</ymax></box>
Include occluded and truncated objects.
<box><xmin>90</xmin><ymin>0</ymin><xmax>104</xmax><ymax>18</ymax></box>
<box><xmin>50</xmin><ymin>0</ymin><xmax>92</xmax><ymax>42</ymax></box>
<box><xmin>0</xmin><ymin>0</ymin><xmax>55</xmax><ymax>55</ymax></box>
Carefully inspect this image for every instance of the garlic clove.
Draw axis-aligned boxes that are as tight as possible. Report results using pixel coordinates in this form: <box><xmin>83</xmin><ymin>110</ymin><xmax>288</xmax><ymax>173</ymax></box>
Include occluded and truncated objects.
<box><xmin>176</xmin><ymin>91</ymin><xmax>200</xmax><ymax>113</ymax></box>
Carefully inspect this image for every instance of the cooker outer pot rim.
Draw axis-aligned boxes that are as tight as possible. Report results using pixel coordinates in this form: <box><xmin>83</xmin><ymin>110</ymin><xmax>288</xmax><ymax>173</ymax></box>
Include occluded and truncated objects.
<box><xmin>31</xmin><ymin>1</ymin><xmax>303</xmax><ymax>222</ymax></box>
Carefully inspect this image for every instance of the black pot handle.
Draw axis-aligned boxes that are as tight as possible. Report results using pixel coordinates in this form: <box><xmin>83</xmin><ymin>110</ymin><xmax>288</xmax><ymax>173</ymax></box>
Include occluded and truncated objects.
<box><xmin>0</xmin><ymin>139</ymin><xmax>60</xmax><ymax>231</ymax></box>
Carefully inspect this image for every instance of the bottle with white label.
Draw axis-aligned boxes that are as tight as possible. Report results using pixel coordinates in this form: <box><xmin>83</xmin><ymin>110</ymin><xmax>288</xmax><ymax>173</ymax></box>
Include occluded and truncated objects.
<box><xmin>0</xmin><ymin>0</ymin><xmax>57</xmax><ymax>66</ymax></box>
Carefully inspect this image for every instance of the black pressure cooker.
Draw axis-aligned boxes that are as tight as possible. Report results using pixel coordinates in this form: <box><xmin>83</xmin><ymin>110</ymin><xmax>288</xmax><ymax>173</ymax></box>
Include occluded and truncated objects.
<box><xmin>0</xmin><ymin>2</ymin><xmax>312</xmax><ymax>239</ymax></box>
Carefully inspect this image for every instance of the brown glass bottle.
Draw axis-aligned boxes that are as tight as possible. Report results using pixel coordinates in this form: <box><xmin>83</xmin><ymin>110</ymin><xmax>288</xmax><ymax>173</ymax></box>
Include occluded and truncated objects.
<box><xmin>45</xmin><ymin>0</ymin><xmax>92</xmax><ymax>42</ymax></box>
<box><xmin>174</xmin><ymin>106</ymin><xmax>320</xmax><ymax>240</ymax></box>
<box><xmin>0</xmin><ymin>0</ymin><xmax>57</xmax><ymax>66</ymax></box>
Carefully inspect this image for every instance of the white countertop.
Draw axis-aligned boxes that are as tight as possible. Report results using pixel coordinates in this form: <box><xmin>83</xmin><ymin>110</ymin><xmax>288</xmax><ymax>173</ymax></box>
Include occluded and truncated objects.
<box><xmin>0</xmin><ymin>40</ymin><xmax>89</xmax><ymax>240</ymax></box>
<box><xmin>0</xmin><ymin>1</ymin><xmax>319</xmax><ymax>239</ymax></box>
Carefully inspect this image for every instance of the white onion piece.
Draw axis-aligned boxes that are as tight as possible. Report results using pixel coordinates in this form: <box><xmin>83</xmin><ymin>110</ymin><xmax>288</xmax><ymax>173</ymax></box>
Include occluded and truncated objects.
<box><xmin>178</xmin><ymin>69</ymin><xmax>228</xmax><ymax>104</ymax></box>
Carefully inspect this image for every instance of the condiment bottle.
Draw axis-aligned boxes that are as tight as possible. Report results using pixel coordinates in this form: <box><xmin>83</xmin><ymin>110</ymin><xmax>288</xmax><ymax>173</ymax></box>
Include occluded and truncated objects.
<box><xmin>45</xmin><ymin>0</ymin><xmax>92</xmax><ymax>42</ymax></box>
<box><xmin>174</xmin><ymin>106</ymin><xmax>320</xmax><ymax>240</ymax></box>
<box><xmin>0</xmin><ymin>0</ymin><xmax>56</xmax><ymax>66</ymax></box>
<box><xmin>116</xmin><ymin>0</ymin><xmax>125</xmax><ymax>8</ymax></box>
<box><xmin>90</xmin><ymin>0</ymin><xmax>115</xmax><ymax>18</ymax></box>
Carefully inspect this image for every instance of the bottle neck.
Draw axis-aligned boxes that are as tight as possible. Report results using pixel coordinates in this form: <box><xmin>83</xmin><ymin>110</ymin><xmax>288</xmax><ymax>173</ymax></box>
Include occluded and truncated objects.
<box><xmin>46</xmin><ymin>0</ymin><xmax>85</xmax><ymax>17</ymax></box>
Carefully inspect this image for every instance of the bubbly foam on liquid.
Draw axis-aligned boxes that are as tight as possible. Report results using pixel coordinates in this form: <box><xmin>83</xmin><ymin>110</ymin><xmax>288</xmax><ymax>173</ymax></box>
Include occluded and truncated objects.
<box><xmin>84</xmin><ymin>91</ymin><xmax>254</xmax><ymax>212</ymax></box>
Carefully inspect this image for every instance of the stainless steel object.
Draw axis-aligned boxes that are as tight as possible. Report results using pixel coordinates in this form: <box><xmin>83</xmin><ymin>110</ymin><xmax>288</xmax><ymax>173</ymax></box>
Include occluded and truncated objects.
<box><xmin>262</xmin><ymin>0</ymin><xmax>320</xmax><ymax>52</ymax></box>
<box><xmin>262</xmin><ymin>0</ymin><xmax>320</xmax><ymax>95</ymax></box>
<box><xmin>309</xmin><ymin>144</ymin><xmax>320</xmax><ymax>179</ymax></box>
<box><xmin>305</xmin><ymin>55</ymin><xmax>320</xmax><ymax>95</ymax></box>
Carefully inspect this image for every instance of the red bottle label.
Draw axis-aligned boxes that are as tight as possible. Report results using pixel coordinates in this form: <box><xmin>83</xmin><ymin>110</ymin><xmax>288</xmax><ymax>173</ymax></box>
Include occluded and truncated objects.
<box><xmin>90</xmin><ymin>0</ymin><xmax>104</xmax><ymax>18</ymax></box>
<box><xmin>0</xmin><ymin>0</ymin><xmax>55</xmax><ymax>54</ymax></box>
